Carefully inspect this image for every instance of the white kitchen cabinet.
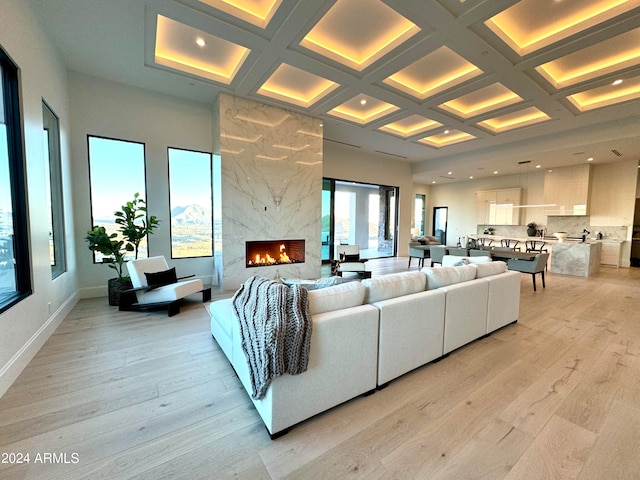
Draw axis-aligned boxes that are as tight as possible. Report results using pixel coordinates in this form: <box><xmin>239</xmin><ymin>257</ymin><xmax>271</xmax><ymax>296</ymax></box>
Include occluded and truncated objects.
<box><xmin>544</xmin><ymin>164</ymin><xmax>591</xmax><ymax>216</ymax></box>
<box><xmin>600</xmin><ymin>241</ymin><xmax>621</xmax><ymax>267</ymax></box>
<box><xmin>476</xmin><ymin>188</ymin><xmax>521</xmax><ymax>225</ymax></box>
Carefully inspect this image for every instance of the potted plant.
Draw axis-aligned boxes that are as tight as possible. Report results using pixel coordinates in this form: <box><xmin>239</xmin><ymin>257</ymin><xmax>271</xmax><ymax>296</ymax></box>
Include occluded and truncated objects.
<box><xmin>527</xmin><ymin>222</ymin><xmax>537</xmax><ymax>237</ymax></box>
<box><xmin>115</xmin><ymin>192</ymin><xmax>160</xmax><ymax>259</ymax></box>
<box><xmin>85</xmin><ymin>193</ymin><xmax>160</xmax><ymax>306</ymax></box>
<box><xmin>84</xmin><ymin>225</ymin><xmax>132</xmax><ymax>306</ymax></box>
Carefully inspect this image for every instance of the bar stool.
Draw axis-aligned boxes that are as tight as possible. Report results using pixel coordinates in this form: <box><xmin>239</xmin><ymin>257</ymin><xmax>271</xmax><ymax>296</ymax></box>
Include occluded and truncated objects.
<box><xmin>525</xmin><ymin>240</ymin><xmax>547</xmax><ymax>253</ymax></box>
<box><xmin>476</xmin><ymin>237</ymin><xmax>493</xmax><ymax>248</ymax></box>
<box><xmin>500</xmin><ymin>239</ymin><xmax>520</xmax><ymax>251</ymax></box>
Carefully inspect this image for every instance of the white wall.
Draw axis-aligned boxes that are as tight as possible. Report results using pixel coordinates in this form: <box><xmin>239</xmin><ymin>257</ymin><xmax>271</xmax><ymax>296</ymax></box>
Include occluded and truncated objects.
<box><xmin>323</xmin><ymin>142</ymin><xmax>415</xmax><ymax>255</ymax></box>
<box><xmin>0</xmin><ymin>0</ymin><xmax>78</xmax><ymax>396</ymax></box>
<box><xmin>69</xmin><ymin>73</ymin><xmax>217</xmax><ymax>297</ymax></box>
<box><xmin>427</xmin><ymin>171</ymin><xmax>546</xmax><ymax>244</ymax></box>
<box><xmin>426</xmin><ymin>162</ymin><xmax>637</xmax><ymax>266</ymax></box>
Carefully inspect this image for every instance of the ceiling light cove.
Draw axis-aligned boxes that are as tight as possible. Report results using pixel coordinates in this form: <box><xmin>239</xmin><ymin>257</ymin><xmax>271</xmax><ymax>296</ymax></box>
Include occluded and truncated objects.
<box><xmin>419</xmin><ymin>130</ymin><xmax>476</xmax><ymax>148</ymax></box>
<box><xmin>378</xmin><ymin>115</ymin><xmax>442</xmax><ymax>138</ymax></box>
<box><xmin>327</xmin><ymin>95</ymin><xmax>400</xmax><ymax>125</ymax></box>
<box><xmin>485</xmin><ymin>0</ymin><xmax>637</xmax><ymax>56</ymax></box>
<box><xmin>198</xmin><ymin>0</ymin><xmax>283</xmax><ymax>29</ymax></box>
<box><xmin>566</xmin><ymin>75</ymin><xmax>640</xmax><ymax>111</ymax></box>
<box><xmin>300</xmin><ymin>0</ymin><xmax>420</xmax><ymax>71</ymax></box>
<box><xmin>383</xmin><ymin>46</ymin><xmax>483</xmax><ymax>100</ymax></box>
<box><xmin>535</xmin><ymin>28</ymin><xmax>640</xmax><ymax>89</ymax></box>
<box><xmin>257</xmin><ymin>64</ymin><xmax>339</xmax><ymax>108</ymax></box>
<box><xmin>154</xmin><ymin>15</ymin><xmax>250</xmax><ymax>84</ymax></box>
<box><xmin>439</xmin><ymin>83</ymin><xmax>522</xmax><ymax>119</ymax></box>
<box><xmin>476</xmin><ymin>106</ymin><xmax>551</xmax><ymax>133</ymax></box>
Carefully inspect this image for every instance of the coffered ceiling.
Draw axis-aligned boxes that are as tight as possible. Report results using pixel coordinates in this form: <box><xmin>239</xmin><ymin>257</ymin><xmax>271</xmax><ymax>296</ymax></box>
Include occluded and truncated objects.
<box><xmin>30</xmin><ymin>0</ymin><xmax>640</xmax><ymax>184</ymax></box>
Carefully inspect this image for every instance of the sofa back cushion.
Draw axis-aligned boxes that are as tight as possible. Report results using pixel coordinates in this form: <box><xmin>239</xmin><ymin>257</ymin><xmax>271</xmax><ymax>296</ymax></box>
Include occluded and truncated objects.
<box><xmin>442</xmin><ymin>255</ymin><xmax>492</xmax><ymax>267</ymax></box>
<box><xmin>361</xmin><ymin>271</ymin><xmax>426</xmax><ymax>304</ymax></box>
<box><xmin>474</xmin><ymin>261</ymin><xmax>507</xmax><ymax>278</ymax></box>
<box><xmin>422</xmin><ymin>264</ymin><xmax>477</xmax><ymax>290</ymax></box>
<box><xmin>307</xmin><ymin>281</ymin><xmax>366</xmax><ymax>315</ymax></box>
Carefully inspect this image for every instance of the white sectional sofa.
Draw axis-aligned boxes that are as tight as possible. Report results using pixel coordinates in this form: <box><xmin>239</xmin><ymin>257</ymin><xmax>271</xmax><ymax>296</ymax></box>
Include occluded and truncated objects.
<box><xmin>209</xmin><ymin>281</ymin><xmax>380</xmax><ymax>438</ymax></box>
<box><xmin>208</xmin><ymin>260</ymin><xmax>520</xmax><ymax>438</ymax></box>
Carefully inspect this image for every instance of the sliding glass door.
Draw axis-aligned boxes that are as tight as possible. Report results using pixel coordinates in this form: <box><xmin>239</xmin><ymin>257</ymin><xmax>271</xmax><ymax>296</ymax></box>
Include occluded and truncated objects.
<box><xmin>322</xmin><ymin>178</ymin><xmax>398</xmax><ymax>262</ymax></box>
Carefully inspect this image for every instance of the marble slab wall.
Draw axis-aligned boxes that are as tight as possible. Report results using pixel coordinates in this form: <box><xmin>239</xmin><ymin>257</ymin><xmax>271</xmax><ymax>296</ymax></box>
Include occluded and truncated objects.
<box><xmin>215</xmin><ymin>94</ymin><xmax>323</xmax><ymax>290</ymax></box>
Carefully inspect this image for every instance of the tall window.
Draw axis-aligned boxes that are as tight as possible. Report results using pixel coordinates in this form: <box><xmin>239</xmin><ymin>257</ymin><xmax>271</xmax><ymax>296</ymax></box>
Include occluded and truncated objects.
<box><xmin>414</xmin><ymin>194</ymin><xmax>425</xmax><ymax>236</ymax></box>
<box><xmin>168</xmin><ymin>147</ymin><xmax>212</xmax><ymax>258</ymax></box>
<box><xmin>88</xmin><ymin>136</ymin><xmax>146</xmax><ymax>261</ymax></box>
<box><xmin>43</xmin><ymin>101</ymin><xmax>66</xmax><ymax>278</ymax></box>
<box><xmin>0</xmin><ymin>47</ymin><xmax>31</xmax><ymax>312</ymax></box>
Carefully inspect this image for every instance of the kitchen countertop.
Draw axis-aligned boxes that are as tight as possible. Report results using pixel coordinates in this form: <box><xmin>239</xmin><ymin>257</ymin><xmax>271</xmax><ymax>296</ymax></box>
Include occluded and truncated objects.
<box><xmin>468</xmin><ymin>234</ymin><xmax>623</xmax><ymax>245</ymax></box>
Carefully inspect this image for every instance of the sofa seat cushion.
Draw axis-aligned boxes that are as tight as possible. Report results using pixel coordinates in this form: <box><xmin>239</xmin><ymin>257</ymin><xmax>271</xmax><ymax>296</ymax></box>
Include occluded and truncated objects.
<box><xmin>209</xmin><ymin>298</ymin><xmax>234</xmax><ymax>360</ymax></box>
<box><xmin>422</xmin><ymin>264</ymin><xmax>476</xmax><ymax>290</ymax></box>
<box><xmin>361</xmin><ymin>271</ymin><xmax>426</xmax><ymax>304</ymax></box>
<box><xmin>307</xmin><ymin>281</ymin><xmax>365</xmax><ymax>315</ymax></box>
<box><xmin>475</xmin><ymin>261</ymin><xmax>507</xmax><ymax>278</ymax></box>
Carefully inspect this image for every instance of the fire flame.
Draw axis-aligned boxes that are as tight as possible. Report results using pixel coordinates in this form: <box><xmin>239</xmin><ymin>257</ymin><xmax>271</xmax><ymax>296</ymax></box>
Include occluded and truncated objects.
<box><xmin>248</xmin><ymin>244</ymin><xmax>292</xmax><ymax>266</ymax></box>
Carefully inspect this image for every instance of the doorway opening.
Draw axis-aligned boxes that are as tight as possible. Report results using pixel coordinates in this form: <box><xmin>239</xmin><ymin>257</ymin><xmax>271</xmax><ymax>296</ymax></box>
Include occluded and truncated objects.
<box><xmin>322</xmin><ymin>178</ymin><xmax>398</xmax><ymax>263</ymax></box>
<box><xmin>433</xmin><ymin>206</ymin><xmax>448</xmax><ymax>245</ymax></box>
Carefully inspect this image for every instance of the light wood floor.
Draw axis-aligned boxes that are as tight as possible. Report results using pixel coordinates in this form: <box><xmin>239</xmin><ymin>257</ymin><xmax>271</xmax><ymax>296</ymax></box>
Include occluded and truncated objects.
<box><xmin>1</xmin><ymin>260</ymin><xmax>639</xmax><ymax>479</ymax></box>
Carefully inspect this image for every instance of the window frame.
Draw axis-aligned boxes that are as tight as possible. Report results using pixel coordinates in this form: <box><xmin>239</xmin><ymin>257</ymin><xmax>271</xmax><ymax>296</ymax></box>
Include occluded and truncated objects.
<box><xmin>167</xmin><ymin>146</ymin><xmax>213</xmax><ymax>259</ymax></box>
<box><xmin>42</xmin><ymin>100</ymin><xmax>66</xmax><ymax>279</ymax></box>
<box><xmin>0</xmin><ymin>46</ymin><xmax>32</xmax><ymax>313</ymax></box>
<box><xmin>86</xmin><ymin>134</ymin><xmax>149</xmax><ymax>262</ymax></box>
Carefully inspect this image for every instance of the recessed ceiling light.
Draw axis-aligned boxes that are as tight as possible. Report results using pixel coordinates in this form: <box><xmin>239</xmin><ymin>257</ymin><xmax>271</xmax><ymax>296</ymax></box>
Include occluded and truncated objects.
<box><xmin>493</xmin><ymin>171</ymin><xmax>498</xmax><ymax>174</ymax></box>
<box><xmin>548</xmin><ymin>169</ymin><xmax>553</xmax><ymax>172</ymax></box>
<box><xmin>469</xmin><ymin>175</ymin><xmax>474</xmax><ymax>179</ymax></box>
<box><xmin>432</xmin><ymin>180</ymin><xmax>436</xmax><ymax>184</ymax></box>
<box><xmin>196</xmin><ymin>37</ymin><xmax>206</xmax><ymax>47</ymax></box>
<box><xmin>612</xmin><ymin>79</ymin><xmax>623</xmax><ymax>86</ymax></box>
<box><xmin>587</xmin><ymin>157</ymin><xmax>594</xmax><ymax>161</ymax></box>
<box><xmin>536</xmin><ymin>164</ymin><xmax>541</xmax><ymax>168</ymax></box>
<box><xmin>447</xmin><ymin>171</ymin><xmax>453</xmax><ymax>175</ymax></box>
<box><xmin>443</xmin><ymin>129</ymin><xmax>450</xmax><ymax>134</ymax></box>
<box><xmin>360</xmin><ymin>99</ymin><xmax>367</xmax><ymax>105</ymax></box>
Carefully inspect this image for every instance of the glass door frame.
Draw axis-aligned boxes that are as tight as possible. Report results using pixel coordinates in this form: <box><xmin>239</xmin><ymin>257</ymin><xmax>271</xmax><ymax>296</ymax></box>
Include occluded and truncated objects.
<box><xmin>322</xmin><ymin>177</ymin><xmax>399</xmax><ymax>263</ymax></box>
<box><xmin>432</xmin><ymin>206</ymin><xmax>448</xmax><ymax>245</ymax></box>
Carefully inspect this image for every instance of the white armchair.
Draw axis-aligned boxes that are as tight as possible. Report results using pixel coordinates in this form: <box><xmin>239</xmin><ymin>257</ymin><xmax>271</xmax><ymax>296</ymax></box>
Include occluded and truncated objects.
<box><xmin>121</xmin><ymin>256</ymin><xmax>210</xmax><ymax>316</ymax></box>
<box><xmin>336</xmin><ymin>245</ymin><xmax>370</xmax><ymax>278</ymax></box>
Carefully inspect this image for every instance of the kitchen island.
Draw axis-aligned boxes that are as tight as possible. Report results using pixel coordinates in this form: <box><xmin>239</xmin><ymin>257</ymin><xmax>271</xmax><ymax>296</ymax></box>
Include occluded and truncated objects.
<box><xmin>550</xmin><ymin>241</ymin><xmax>602</xmax><ymax>277</ymax></box>
<box><xmin>468</xmin><ymin>234</ymin><xmax>604</xmax><ymax>277</ymax></box>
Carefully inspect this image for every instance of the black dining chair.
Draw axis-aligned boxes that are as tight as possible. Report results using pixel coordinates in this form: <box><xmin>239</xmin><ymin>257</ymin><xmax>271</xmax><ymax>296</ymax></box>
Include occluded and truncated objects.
<box><xmin>500</xmin><ymin>239</ymin><xmax>520</xmax><ymax>251</ymax></box>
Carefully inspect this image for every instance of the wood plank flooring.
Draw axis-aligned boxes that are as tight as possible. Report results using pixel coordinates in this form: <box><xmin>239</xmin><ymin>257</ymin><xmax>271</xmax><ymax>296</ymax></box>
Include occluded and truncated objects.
<box><xmin>0</xmin><ymin>260</ymin><xmax>638</xmax><ymax>479</ymax></box>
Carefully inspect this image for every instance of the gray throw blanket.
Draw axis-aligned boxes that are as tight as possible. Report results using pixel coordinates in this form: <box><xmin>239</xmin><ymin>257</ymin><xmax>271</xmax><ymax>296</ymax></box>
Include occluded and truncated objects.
<box><xmin>232</xmin><ymin>276</ymin><xmax>312</xmax><ymax>400</ymax></box>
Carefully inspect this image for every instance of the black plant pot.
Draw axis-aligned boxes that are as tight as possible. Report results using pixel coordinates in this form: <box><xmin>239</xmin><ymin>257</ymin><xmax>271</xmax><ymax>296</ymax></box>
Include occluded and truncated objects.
<box><xmin>527</xmin><ymin>227</ymin><xmax>537</xmax><ymax>237</ymax></box>
<box><xmin>108</xmin><ymin>277</ymin><xmax>134</xmax><ymax>306</ymax></box>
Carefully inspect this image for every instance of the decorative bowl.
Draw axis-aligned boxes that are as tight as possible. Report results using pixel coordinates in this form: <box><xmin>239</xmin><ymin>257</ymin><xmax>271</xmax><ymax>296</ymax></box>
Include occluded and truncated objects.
<box><xmin>554</xmin><ymin>232</ymin><xmax>568</xmax><ymax>242</ymax></box>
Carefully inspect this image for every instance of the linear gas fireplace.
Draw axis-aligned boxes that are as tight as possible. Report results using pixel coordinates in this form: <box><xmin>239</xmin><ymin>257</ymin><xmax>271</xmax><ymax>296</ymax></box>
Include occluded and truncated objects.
<box><xmin>246</xmin><ymin>239</ymin><xmax>305</xmax><ymax>268</ymax></box>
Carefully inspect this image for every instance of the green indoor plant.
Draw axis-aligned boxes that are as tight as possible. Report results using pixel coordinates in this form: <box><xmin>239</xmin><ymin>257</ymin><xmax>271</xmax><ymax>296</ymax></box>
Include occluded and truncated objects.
<box><xmin>115</xmin><ymin>192</ymin><xmax>160</xmax><ymax>259</ymax></box>
<box><xmin>85</xmin><ymin>193</ymin><xmax>160</xmax><ymax>305</ymax></box>
<box><xmin>84</xmin><ymin>225</ymin><xmax>130</xmax><ymax>305</ymax></box>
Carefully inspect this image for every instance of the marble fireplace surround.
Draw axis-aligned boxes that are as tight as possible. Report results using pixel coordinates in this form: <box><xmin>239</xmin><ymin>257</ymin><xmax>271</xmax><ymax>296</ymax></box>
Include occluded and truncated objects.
<box><xmin>214</xmin><ymin>93</ymin><xmax>323</xmax><ymax>290</ymax></box>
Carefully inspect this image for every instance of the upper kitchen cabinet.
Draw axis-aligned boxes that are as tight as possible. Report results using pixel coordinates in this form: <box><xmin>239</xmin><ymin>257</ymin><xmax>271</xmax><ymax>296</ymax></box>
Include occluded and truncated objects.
<box><xmin>476</xmin><ymin>188</ymin><xmax>521</xmax><ymax>225</ymax></box>
<box><xmin>544</xmin><ymin>164</ymin><xmax>592</xmax><ymax>216</ymax></box>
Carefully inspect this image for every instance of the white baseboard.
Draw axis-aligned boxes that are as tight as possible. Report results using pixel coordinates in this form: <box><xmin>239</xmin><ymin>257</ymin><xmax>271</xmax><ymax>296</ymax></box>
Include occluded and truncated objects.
<box><xmin>0</xmin><ymin>292</ymin><xmax>79</xmax><ymax>398</ymax></box>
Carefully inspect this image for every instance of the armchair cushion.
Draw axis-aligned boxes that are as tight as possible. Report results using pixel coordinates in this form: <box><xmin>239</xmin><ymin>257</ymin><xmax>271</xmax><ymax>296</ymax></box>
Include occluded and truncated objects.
<box><xmin>144</xmin><ymin>267</ymin><xmax>177</xmax><ymax>290</ymax></box>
